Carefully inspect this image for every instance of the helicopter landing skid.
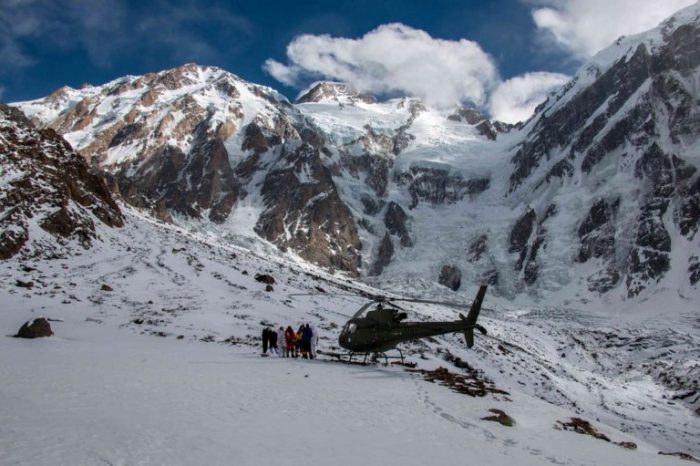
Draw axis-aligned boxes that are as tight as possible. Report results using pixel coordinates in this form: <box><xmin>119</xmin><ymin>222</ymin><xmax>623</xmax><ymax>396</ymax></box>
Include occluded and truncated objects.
<box><xmin>318</xmin><ymin>349</ymin><xmax>413</xmax><ymax>367</ymax></box>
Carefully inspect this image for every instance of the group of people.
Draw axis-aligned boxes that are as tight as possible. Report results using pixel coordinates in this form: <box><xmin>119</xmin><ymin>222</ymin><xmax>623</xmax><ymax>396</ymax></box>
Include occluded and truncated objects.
<box><xmin>261</xmin><ymin>324</ymin><xmax>318</xmax><ymax>359</ymax></box>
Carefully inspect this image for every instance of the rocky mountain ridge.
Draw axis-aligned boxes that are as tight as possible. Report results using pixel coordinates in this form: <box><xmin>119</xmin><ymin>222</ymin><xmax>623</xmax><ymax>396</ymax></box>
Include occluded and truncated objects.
<box><xmin>0</xmin><ymin>103</ymin><xmax>123</xmax><ymax>260</ymax></box>
<box><xmin>10</xmin><ymin>3</ymin><xmax>700</xmax><ymax>307</ymax></box>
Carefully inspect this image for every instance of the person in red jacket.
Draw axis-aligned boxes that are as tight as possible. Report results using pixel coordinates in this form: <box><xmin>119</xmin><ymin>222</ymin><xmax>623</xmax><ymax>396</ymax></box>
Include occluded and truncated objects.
<box><xmin>285</xmin><ymin>326</ymin><xmax>296</xmax><ymax>357</ymax></box>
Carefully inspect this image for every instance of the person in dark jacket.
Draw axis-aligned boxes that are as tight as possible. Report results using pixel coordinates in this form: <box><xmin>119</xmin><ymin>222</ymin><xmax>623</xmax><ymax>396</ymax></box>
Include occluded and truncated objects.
<box><xmin>301</xmin><ymin>324</ymin><xmax>313</xmax><ymax>359</ymax></box>
<box><xmin>269</xmin><ymin>327</ymin><xmax>278</xmax><ymax>355</ymax></box>
<box><xmin>261</xmin><ymin>327</ymin><xmax>270</xmax><ymax>355</ymax></box>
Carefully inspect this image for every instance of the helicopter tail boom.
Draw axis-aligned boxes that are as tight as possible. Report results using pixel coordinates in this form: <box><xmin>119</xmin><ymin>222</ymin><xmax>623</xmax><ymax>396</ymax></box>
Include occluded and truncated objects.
<box><xmin>459</xmin><ymin>285</ymin><xmax>487</xmax><ymax>348</ymax></box>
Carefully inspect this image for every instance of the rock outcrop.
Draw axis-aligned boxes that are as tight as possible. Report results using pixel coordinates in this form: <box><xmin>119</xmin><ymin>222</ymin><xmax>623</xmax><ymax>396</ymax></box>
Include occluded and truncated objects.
<box><xmin>255</xmin><ymin>143</ymin><xmax>362</xmax><ymax>275</ymax></box>
<box><xmin>438</xmin><ymin>265</ymin><xmax>462</xmax><ymax>291</ymax></box>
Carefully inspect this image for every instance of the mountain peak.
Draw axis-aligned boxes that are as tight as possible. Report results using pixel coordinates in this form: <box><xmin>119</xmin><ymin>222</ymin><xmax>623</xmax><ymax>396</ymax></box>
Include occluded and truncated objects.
<box><xmin>295</xmin><ymin>81</ymin><xmax>377</xmax><ymax>105</ymax></box>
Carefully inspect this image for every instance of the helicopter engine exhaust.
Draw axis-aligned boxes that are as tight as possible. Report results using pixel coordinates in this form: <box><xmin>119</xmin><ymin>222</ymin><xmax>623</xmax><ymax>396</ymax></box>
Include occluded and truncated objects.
<box><xmin>459</xmin><ymin>285</ymin><xmax>488</xmax><ymax>348</ymax></box>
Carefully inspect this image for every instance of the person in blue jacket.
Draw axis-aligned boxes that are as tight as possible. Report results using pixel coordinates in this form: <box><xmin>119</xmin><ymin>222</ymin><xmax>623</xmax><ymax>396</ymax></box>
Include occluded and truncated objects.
<box><xmin>301</xmin><ymin>324</ymin><xmax>314</xmax><ymax>359</ymax></box>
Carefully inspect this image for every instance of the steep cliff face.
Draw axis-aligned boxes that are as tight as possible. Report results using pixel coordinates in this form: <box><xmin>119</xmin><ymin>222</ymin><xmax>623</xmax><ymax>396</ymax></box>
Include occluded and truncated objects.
<box><xmin>254</xmin><ymin>142</ymin><xmax>362</xmax><ymax>275</ymax></box>
<box><xmin>0</xmin><ymin>104</ymin><xmax>122</xmax><ymax>259</ymax></box>
<box><xmin>507</xmin><ymin>4</ymin><xmax>700</xmax><ymax>298</ymax></box>
<box><xmin>10</xmin><ymin>4</ymin><xmax>700</xmax><ymax>305</ymax></box>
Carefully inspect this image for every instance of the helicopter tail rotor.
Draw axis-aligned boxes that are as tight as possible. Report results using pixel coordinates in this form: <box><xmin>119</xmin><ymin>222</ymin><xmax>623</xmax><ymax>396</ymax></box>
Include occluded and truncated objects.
<box><xmin>459</xmin><ymin>285</ymin><xmax>488</xmax><ymax>348</ymax></box>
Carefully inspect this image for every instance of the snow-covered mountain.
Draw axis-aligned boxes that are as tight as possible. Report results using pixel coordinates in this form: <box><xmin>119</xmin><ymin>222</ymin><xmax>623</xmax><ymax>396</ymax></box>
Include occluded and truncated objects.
<box><xmin>12</xmin><ymin>3</ymin><xmax>700</xmax><ymax>309</ymax></box>
<box><xmin>0</xmin><ymin>103</ymin><xmax>123</xmax><ymax>260</ymax></box>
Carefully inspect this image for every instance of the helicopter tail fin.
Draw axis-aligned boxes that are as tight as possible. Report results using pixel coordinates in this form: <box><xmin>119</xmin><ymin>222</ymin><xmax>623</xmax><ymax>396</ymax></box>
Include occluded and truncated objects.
<box><xmin>463</xmin><ymin>327</ymin><xmax>475</xmax><ymax>348</ymax></box>
<box><xmin>460</xmin><ymin>285</ymin><xmax>487</xmax><ymax>348</ymax></box>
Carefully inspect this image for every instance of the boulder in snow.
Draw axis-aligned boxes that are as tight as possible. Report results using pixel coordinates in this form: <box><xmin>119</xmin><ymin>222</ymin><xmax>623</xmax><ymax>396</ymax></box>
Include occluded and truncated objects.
<box><xmin>16</xmin><ymin>318</ymin><xmax>53</xmax><ymax>338</ymax></box>
<box><xmin>254</xmin><ymin>273</ymin><xmax>275</xmax><ymax>285</ymax></box>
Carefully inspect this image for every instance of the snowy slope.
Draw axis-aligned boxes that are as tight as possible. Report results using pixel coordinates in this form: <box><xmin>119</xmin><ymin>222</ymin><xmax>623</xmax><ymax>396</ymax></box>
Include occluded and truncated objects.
<box><xmin>1</xmin><ymin>207</ymin><xmax>698</xmax><ymax>464</ymax></box>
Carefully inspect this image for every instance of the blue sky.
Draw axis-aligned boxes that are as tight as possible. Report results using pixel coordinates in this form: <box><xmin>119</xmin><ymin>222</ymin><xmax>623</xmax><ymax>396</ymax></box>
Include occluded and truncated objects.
<box><xmin>0</xmin><ymin>0</ymin><xmax>694</xmax><ymax>119</ymax></box>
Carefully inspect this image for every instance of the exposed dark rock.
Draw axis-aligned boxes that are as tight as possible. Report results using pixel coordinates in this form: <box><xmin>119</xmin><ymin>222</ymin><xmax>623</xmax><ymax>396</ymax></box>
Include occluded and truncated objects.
<box><xmin>587</xmin><ymin>267</ymin><xmax>622</xmax><ymax>294</ymax></box>
<box><xmin>407</xmin><ymin>366</ymin><xmax>509</xmax><ymax>398</ymax></box>
<box><xmin>481</xmin><ymin>409</ymin><xmax>515</xmax><ymax>427</ymax></box>
<box><xmin>109</xmin><ymin>122</ymin><xmax>146</xmax><ymax>148</ymax></box>
<box><xmin>16</xmin><ymin>279</ymin><xmax>34</xmax><ymax>289</ymax></box>
<box><xmin>690</xmin><ymin>256</ymin><xmax>700</xmax><ymax>286</ymax></box>
<box><xmin>465</xmin><ymin>178</ymin><xmax>491</xmax><ymax>196</ymax></box>
<box><xmin>100</xmin><ymin>284</ymin><xmax>114</xmax><ymax>292</ymax></box>
<box><xmin>544</xmin><ymin>159</ymin><xmax>574</xmax><ymax>184</ymax></box>
<box><xmin>254</xmin><ymin>274</ymin><xmax>275</xmax><ymax>285</ymax></box>
<box><xmin>475</xmin><ymin>120</ymin><xmax>498</xmax><ymax>140</ymax></box>
<box><xmin>16</xmin><ymin>318</ymin><xmax>53</xmax><ymax>338</ymax></box>
<box><xmin>448</xmin><ymin>107</ymin><xmax>486</xmax><ymax>124</ymax></box>
<box><xmin>438</xmin><ymin>265</ymin><xmax>462</xmax><ymax>291</ymax></box>
<box><xmin>677</xmin><ymin>170</ymin><xmax>700</xmax><ymax>238</ymax></box>
<box><xmin>362</xmin><ymin>155</ymin><xmax>391</xmax><ymax>197</ymax></box>
<box><xmin>448</xmin><ymin>107</ymin><xmax>512</xmax><ymax>139</ymax></box>
<box><xmin>370</xmin><ymin>233</ymin><xmax>394</xmax><ymax>276</ymax></box>
<box><xmin>241</xmin><ymin>120</ymin><xmax>282</xmax><ymax>154</ymax></box>
<box><xmin>467</xmin><ymin>235</ymin><xmax>488</xmax><ymax>262</ymax></box>
<box><xmin>555</xmin><ymin>418</ymin><xmax>610</xmax><ymax>442</ymax></box>
<box><xmin>0</xmin><ymin>104</ymin><xmax>123</xmax><ymax>259</ymax></box>
<box><xmin>577</xmin><ymin>198</ymin><xmax>620</xmax><ymax>263</ymax></box>
<box><xmin>658</xmin><ymin>451</ymin><xmax>700</xmax><ymax>463</ymax></box>
<box><xmin>255</xmin><ymin>143</ymin><xmax>362</xmax><ymax>275</ymax></box>
<box><xmin>384</xmin><ymin>202</ymin><xmax>412</xmax><ymax>247</ymax></box>
<box><xmin>295</xmin><ymin>82</ymin><xmax>376</xmax><ymax>104</ymax></box>
<box><xmin>360</xmin><ymin>195</ymin><xmax>383</xmax><ymax>216</ymax></box>
<box><xmin>625</xmin><ymin>144</ymin><xmax>677</xmax><ymax>297</ymax></box>
<box><xmin>509</xmin><ymin>208</ymin><xmax>536</xmax><ymax>266</ymax></box>
<box><xmin>265</xmin><ymin>284</ymin><xmax>274</xmax><ymax>292</ymax></box>
<box><xmin>509</xmin><ymin>205</ymin><xmax>556</xmax><ymax>286</ymax></box>
<box><xmin>480</xmin><ymin>269</ymin><xmax>499</xmax><ymax>286</ymax></box>
<box><xmin>396</xmin><ymin>167</ymin><xmax>488</xmax><ymax>208</ymax></box>
<box><xmin>118</xmin><ymin>120</ymin><xmax>240</xmax><ymax>224</ymax></box>
<box><xmin>299</xmin><ymin>127</ymin><xmax>324</xmax><ymax>148</ymax></box>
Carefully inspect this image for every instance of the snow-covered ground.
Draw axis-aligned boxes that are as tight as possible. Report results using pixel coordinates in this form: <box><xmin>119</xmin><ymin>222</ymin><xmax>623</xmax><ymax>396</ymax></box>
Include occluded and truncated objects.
<box><xmin>1</xmin><ymin>208</ymin><xmax>698</xmax><ymax>465</ymax></box>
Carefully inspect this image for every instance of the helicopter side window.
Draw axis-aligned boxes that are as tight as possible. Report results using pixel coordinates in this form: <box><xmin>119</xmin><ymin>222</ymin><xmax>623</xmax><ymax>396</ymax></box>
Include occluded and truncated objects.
<box><xmin>348</xmin><ymin>323</ymin><xmax>357</xmax><ymax>334</ymax></box>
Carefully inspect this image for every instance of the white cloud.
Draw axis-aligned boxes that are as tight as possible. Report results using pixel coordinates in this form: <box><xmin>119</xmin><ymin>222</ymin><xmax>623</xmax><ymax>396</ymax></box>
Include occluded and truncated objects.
<box><xmin>488</xmin><ymin>72</ymin><xmax>570</xmax><ymax>124</ymax></box>
<box><xmin>264</xmin><ymin>23</ymin><xmax>499</xmax><ymax>108</ymax></box>
<box><xmin>531</xmin><ymin>0</ymin><xmax>697</xmax><ymax>57</ymax></box>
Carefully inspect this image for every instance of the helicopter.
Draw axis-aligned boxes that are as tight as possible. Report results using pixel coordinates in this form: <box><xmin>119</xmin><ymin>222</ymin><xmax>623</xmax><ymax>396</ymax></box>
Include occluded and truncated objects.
<box><xmin>335</xmin><ymin>285</ymin><xmax>488</xmax><ymax>363</ymax></box>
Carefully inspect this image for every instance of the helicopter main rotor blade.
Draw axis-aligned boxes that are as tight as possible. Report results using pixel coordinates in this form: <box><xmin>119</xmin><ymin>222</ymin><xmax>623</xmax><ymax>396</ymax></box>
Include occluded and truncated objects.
<box><xmin>387</xmin><ymin>297</ymin><xmax>469</xmax><ymax>310</ymax></box>
<box><xmin>288</xmin><ymin>292</ymin><xmax>361</xmax><ymax>298</ymax></box>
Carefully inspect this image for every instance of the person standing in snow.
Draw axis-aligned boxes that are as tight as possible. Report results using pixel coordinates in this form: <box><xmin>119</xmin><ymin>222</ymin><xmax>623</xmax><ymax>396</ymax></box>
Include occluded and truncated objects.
<box><xmin>296</xmin><ymin>325</ymin><xmax>305</xmax><ymax>358</ymax></box>
<box><xmin>301</xmin><ymin>324</ymin><xmax>313</xmax><ymax>359</ymax></box>
<box><xmin>285</xmin><ymin>326</ymin><xmax>296</xmax><ymax>357</ymax></box>
<box><xmin>261</xmin><ymin>327</ymin><xmax>270</xmax><ymax>355</ymax></box>
<box><xmin>269</xmin><ymin>327</ymin><xmax>278</xmax><ymax>355</ymax></box>
<box><xmin>277</xmin><ymin>326</ymin><xmax>286</xmax><ymax>357</ymax></box>
<box><xmin>309</xmin><ymin>323</ymin><xmax>319</xmax><ymax>359</ymax></box>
